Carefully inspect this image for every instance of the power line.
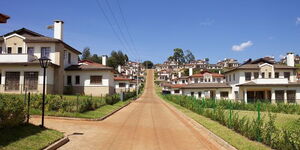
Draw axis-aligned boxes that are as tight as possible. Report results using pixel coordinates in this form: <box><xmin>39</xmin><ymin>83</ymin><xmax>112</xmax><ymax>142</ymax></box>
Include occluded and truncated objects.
<box><xmin>102</xmin><ymin>0</ymin><xmax>138</xmax><ymax>60</ymax></box>
<box><xmin>115</xmin><ymin>0</ymin><xmax>140</xmax><ymax>60</ymax></box>
<box><xmin>95</xmin><ymin>0</ymin><xmax>131</xmax><ymax>58</ymax></box>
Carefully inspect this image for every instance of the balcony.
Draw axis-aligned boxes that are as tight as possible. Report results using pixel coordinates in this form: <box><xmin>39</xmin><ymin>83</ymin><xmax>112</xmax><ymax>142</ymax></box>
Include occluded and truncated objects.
<box><xmin>0</xmin><ymin>54</ymin><xmax>36</xmax><ymax>63</ymax></box>
<box><xmin>252</xmin><ymin>78</ymin><xmax>289</xmax><ymax>84</ymax></box>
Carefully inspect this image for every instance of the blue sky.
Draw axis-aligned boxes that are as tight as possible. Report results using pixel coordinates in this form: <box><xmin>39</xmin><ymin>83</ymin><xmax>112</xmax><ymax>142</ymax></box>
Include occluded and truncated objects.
<box><xmin>1</xmin><ymin>0</ymin><xmax>300</xmax><ymax>63</ymax></box>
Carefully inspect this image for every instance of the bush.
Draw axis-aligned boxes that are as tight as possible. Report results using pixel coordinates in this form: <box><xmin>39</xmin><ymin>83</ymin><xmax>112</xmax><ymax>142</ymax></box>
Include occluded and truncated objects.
<box><xmin>162</xmin><ymin>94</ymin><xmax>300</xmax><ymax>150</ymax></box>
<box><xmin>0</xmin><ymin>94</ymin><xmax>26</xmax><ymax>128</ymax></box>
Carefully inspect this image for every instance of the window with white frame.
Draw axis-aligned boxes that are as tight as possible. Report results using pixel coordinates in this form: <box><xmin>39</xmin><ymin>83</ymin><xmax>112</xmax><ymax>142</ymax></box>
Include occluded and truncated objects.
<box><xmin>27</xmin><ymin>47</ymin><xmax>34</xmax><ymax>55</ymax></box>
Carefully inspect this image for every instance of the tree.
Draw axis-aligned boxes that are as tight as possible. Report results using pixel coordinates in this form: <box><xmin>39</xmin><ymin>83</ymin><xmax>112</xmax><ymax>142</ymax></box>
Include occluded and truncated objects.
<box><xmin>107</xmin><ymin>50</ymin><xmax>128</xmax><ymax>69</ymax></box>
<box><xmin>173</xmin><ymin>48</ymin><xmax>185</xmax><ymax>64</ymax></box>
<box><xmin>90</xmin><ymin>54</ymin><xmax>102</xmax><ymax>64</ymax></box>
<box><xmin>143</xmin><ymin>60</ymin><xmax>154</xmax><ymax>69</ymax></box>
<box><xmin>81</xmin><ymin>47</ymin><xmax>91</xmax><ymax>60</ymax></box>
<box><xmin>184</xmin><ymin>50</ymin><xmax>195</xmax><ymax>63</ymax></box>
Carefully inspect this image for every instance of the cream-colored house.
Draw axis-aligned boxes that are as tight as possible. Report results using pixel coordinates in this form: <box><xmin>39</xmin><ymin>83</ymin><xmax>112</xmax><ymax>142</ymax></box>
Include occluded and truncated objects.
<box><xmin>0</xmin><ymin>20</ymin><xmax>115</xmax><ymax>96</ymax></box>
<box><xmin>0</xmin><ymin>21</ymin><xmax>80</xmax><ymax>94</ymax></box>
<box><xmin>65</xmin><ymin>59</ymin><xmax>115</xmax><ymax>96</ymax></box>
<box><xmin>114</xmin><ymin>76</ymin><xmax>137</xmax><ymax>93</ymax></box>
<box><xmin>225</xmin><ymin>54</ymin><xmax>300</xmax><ymax>104</ymax></box>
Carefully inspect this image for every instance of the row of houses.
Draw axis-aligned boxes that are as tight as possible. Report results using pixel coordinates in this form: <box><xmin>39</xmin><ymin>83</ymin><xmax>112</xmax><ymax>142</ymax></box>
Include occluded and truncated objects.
<box><xmin>0</xmin><ymin>20</ymin><xmax>143</xmax><ymax>96</ymax></box>
<box><xmin>159</xmin><ymin>53</ymin><xmax>300</xmax><ymax>104</ymax></box>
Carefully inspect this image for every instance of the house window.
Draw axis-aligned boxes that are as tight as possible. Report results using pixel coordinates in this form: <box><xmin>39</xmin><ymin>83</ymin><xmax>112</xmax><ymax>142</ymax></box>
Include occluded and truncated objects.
<box><xmin>198</xmin><ymin>92</ymin><xmax>202</xmax><ymax>98</ymax></box>
<box><xmin>18</xmin><ymin>47</ymin><xmax>22</xmax><ymax>54</ymax></box>
<box><xmin>75</xmin><ymin>76</ymin><xmax>80</xmax><ymax>85</ymax></box>
<box><xmin>182</xmin><ymin>80</ymin><xmax>185</xmax><ymax>83</ymax></box>
<box><xmin>275</xmin><ymin>90</ymin><xmax>284</xmax><ymax>103</ymax></box>
<box><xmin>245</xmin><ymin>72</ymin><xmax>251</xmax><ymax>81</ymax></box>
<box><xmin>284</xmin><ymin>72</ymin><xmax>290</xmax><ymax>80</ymax></box>
<box><xmin>5</xmin><ymin>72</ymin><xmax>20</xmax><ymax>91</ymax></box>
<box><xmin>90</xmin><ymin>76</ymin><xmax>102</xmax><ymax>84</ymax></box>
<box><xmin>7</xmin><ymin>47</ymin><xmax>12</xmax><ymax>54</ymax></box>
<box><xmin>68</xmin><ymin>52</ymin><xmax>71</xmax><ymax>64</ymax></box>
<box><xmin>0</xmin><ymin>47</ymin><xmax>2</xmax><ymax>54</ymax></box>
<box><xmin>119</xmin><ymin>83</ymin><xmax>126</xmax><ymax>87</ymax></box>
<box><xmin>261</xmin><ymin>72</ymin><xmax>265</xmax><ymax>78</ymax></box>
<box><xmin>220</xmin><ymin>92</ymin><xmax>229</xmax><ymax>98</ymax></box>
<box><xmin>67</xmin><ymin>76</ymin><xmax>72</xmax><ymax>85</ymax></box>
<box><xmin>275</xmin><ymin>72</ymin><xmax>279</xmax><ymax>78</ymax></box>
<box><xmin>174</xmin><ymin>90</ymin><xmax>180</xmax><ymax>94</ymax></box>
<box><xmin>268</xmin><ymin>72</ymin><xmax>272</xmax><ymax>78</ymax></box>
<box><xmin>287</xmin><ymin>90</ymin><xmax>296</xmax><ymax>103</ymax></box>
<box><xmin>41</xmin><ymin>47</ymin><xmax>50</xmax><ymax>58</ymax></box>
<box><xmin>233</xmin><ymin>73</ymin><xmax>235</xmax><ymax>81</ymax></box>
<box><xmin>217</xmin><ymin>78</ymin><xmax>221</xmax><ymax>82</ymax></box>
<box><xmin>27</xmin><ymin>47</ymin><xmax>34</xmax><ymax>55</ymax></box>
<box><xmin>24</xmin><ymin>72</ymin><xmax>38</xmax><ymax>90</ymax></box>
<box><xmin>194</xmin><ymin>78</ymin><xmax>198</xmax><ymax>83</ymax></box>
<box><xmin>129</xmin><ymin>84</ymin><xmax>134</xmax><ymax>87</ymax></box>
<box><xmin>234</xmin><ymin>91</ymin><xmax>239</xmax><ymax>100</ymax></box>
<box><xmin>191</xmin><ymin>92</ymin><xmax>194</xmax><ymax>97</ymax></box>
<box><xmin>254</xmin><ymin>72</ymin><xmax>259</xmax><ymax>79</ymax></box>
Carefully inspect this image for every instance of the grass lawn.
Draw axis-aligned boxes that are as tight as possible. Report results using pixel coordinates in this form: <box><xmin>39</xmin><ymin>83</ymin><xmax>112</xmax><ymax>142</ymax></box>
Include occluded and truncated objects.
<box><xmin>30</xmin><ymin>100</ymin><xmax>132</xmax><ymax>119</ymax></box>
<box><xmin>233</xmin><ymin>110</ymin><xmax>300</xmax><ymax>129</ymax></box>
<box><xmin>155</xmin><ymin>86</ymin><xmax>269</xmax><ymax>150</ymax></box>
<box><xmin>0</xmin><ymin>124</ymin><xmax>63</xmax><ymax>150</ymax></box>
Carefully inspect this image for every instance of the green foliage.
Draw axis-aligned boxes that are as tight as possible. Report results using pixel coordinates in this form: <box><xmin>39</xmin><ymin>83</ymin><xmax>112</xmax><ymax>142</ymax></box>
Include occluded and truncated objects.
<box><xmin>163</xmin><ymin>95</ymin><xmax>300</xmax><ymax>150</ymax></box>
<box><xmin>143</xmin><ymin>60</ymin><xmax>154</xmax><ymax>69</ymax></box>
<box><xmin>0</xmin><ymin>94</ymin><xmax>26</xmax><ymax>128</ymax></box>
<box><xmin>184</xmin><ymin>50</ymin><xmax>195</xmax><ymax>63</ymax></box>
<box><xmin>81</xmin><ymin>47</ymin><xmax>91</xmax><ymax>60</ymax></box>
<box><xmin>107</xmin><ymin>50</ymin><xmax>129</xmax><ymax>69</ymax></box>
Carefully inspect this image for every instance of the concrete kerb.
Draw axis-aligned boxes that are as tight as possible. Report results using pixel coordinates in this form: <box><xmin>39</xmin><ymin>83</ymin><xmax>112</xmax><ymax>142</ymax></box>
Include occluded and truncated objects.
<box><xmin>31</xmin><ymin>95</ymin><xmax>142</xmax><ymax>122</ymax></box>
<box><xmin>43</xmin><ymin>137</ymin><xmax>69</xmax><ymax>150</ymax></box>
<box><xmin>160</xmin><ymin>98</ymin><xmax>237</xmax><ymax>150</ymax></box>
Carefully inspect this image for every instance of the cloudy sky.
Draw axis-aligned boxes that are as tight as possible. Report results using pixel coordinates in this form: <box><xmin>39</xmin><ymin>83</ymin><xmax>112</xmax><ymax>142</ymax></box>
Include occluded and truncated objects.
<box><xmin>1</xmin><ymin>0</ymin><xmax>300</xmax><ymax>63</ymax></box>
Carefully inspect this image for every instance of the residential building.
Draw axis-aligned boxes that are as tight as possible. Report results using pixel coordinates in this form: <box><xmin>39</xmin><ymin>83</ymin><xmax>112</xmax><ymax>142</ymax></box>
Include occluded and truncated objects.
<box><xmin>114</xmin><ymin>76</ymin><xmax>137</xmax><ymax>93</ymax></box>
<box><xmin>225</xmin><ymin>53</ymin><xmax>300</xmax><ymax>104</ymax></box>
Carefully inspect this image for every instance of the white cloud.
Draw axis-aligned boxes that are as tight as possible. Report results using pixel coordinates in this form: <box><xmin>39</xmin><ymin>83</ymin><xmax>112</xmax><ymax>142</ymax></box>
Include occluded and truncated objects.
<box><xmin>200</xmin><ymin>19</ymin><xmax>214</xmax><ymax>26</ymax></box>
<box><xmin>232</xmin><ymin>41</ymin><xmax>253</xmax><ymax>51</ymax></box>
<box><xmin>296</xmin><ymin>17</ymin><xmax>300</xmax><ymax>25</ymax></box>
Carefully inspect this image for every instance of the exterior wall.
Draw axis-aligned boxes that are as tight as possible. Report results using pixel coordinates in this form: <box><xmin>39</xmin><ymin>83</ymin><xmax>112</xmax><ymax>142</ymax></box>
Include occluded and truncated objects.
<box><xmin>182</xmin><ymin>88</ymin><xmax>233</xmax><ymax>100</ymax></box>
<box><xmin>0</xmin><ymin>65</ymin><xmax>55</xmax><ymax>94</ymax></box>
<box><xmin>4</xmin><ymin>36</ymin><xmax>25</xmax><ymax>53</ymax></box>
<box><xmin>65</xmin><ymin>70</ymin><xmax>115</xmax><ymax>96</ymax></box>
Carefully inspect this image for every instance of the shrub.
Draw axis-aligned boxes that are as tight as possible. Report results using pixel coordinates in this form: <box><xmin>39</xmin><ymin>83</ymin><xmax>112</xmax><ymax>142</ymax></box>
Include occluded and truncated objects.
<box><xmin>0</xmin><ymin>94</ymin><xmax>26</xmax><ymax>128</ymax></box>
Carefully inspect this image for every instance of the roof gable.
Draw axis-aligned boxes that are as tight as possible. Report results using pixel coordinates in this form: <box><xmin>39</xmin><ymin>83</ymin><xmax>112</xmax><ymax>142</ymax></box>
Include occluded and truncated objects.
<box><xmin>3</xmin><ymin>28</ymin><xmax>44</xmax><ymax>37</ymax></box>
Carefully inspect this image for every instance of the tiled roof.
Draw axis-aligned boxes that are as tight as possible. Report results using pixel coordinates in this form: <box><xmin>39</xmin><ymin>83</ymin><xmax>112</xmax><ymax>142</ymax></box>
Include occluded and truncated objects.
<box><xmin>225</xmin><ymin>63</ymin><xmax>297</xmax><ymax>73</ymax></box>
<box><xmin>65</xmin><ymin>60</ymin><xmax>113</xmax><ymax>71</ymax></box>
<box><xmin>0</xmin><ymin>28</ymin><xmax>81</xmax><ymax>54</ymax></box>
<box><xmin>114</xmin><ymin>77</ymin><xmax>132</xmax><ymax>81</ymax></box>
<box><xmin>191</xmin><ymin>71</ymin><xmax>224</xmax><ymax>78</ymax></box>
<box><xmin>181</xmin><ymin>83</ymin><xmax>231</xmax><ymax>89</ymax></box>
<box><xmin>237</xmin><ymin>81</ymin><xmax>300</xmax><ymax>86</ymax></box>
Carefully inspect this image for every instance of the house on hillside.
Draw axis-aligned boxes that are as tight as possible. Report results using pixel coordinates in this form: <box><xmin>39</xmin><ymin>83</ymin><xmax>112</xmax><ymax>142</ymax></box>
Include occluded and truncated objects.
<box><xmin>225</xmin><ymin>53</ymin><xmax>300</xmax><ymax>104</ymax></box>
<box><xmin>0</xmin><ymin>20</ymin><xmax>116</xmax><ymax>96</ymax></box>
<box><xmin>114</xmin><ymin>76</ymin><xmax>137</xmax><ymax>93</ymax></box>
<box><xmin>65</xmin><ymin>59</ymin><xmax>115</xmax><ymax>96</ymax></box>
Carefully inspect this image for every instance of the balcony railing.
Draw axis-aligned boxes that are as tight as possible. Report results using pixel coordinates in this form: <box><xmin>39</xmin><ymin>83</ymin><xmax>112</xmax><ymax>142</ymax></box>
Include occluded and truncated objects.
<box><xmin>252</xmin><ymin>78</ymin><xmax>289</xmax><ymax>84</ymax></box>
<box><xmin>0</xmin><ymin>53</ymin><xmax>36</xmax><ymax>63</ymax></box>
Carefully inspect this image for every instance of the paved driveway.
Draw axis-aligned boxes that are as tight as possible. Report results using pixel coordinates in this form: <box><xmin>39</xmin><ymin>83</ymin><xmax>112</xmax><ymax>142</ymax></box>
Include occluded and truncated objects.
<box><xmin>31</xmin><ymin>69</ymin><xmax>233</xmax><ymax>150</ymax></box>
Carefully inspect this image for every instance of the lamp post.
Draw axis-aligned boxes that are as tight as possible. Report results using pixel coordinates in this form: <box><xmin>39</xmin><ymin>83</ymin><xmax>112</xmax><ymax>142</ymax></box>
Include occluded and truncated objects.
<box><xmin>38</xmin><ymin>56</ymin><xmax>51</xmax><ymax>128</ymax></box>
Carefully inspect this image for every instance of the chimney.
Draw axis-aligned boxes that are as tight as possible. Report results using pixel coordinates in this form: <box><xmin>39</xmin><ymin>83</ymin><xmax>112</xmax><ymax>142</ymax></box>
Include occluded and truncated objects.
<box><xmin>178</xmin><ymin>72</ymin><xmax>182</xmax><ymax>78</ymax></box>
<box><xmin>102</xmin><ymin>55</ymin><xmax>107</xmax><ymax>66</ymax></box>
<box><xmin>189</xmin><ymin>68</ymin><xmax>193</xmax><ymax>76</ymax></box>
<box><xmin>118</xmin><ymin>65</ymin><xmax>122</xmax><ymax>73</ymax></box>
<box><xmin>53</xmin><ymin>20</ymin><xmax>64</xmax><ymax>40</ymax></box>
<box><xmin>286</xmin><ymin>52</ymin><xmax>295</xmax><ymax>67</ymax></box>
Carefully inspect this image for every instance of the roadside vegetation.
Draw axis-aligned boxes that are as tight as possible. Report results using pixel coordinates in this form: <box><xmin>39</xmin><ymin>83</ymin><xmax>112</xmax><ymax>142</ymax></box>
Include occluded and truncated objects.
<box><xmin>161</xmin><ymin>94</ymin><xmax>300</xmax><ymax>150</ymax></box>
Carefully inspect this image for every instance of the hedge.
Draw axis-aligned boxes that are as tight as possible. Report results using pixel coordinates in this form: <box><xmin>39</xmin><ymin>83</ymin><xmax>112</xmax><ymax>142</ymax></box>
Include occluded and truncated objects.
<box><xmin>163</xmin><ymin>95</ymin><xmax>300</xmax><ymax>150</ymax></box>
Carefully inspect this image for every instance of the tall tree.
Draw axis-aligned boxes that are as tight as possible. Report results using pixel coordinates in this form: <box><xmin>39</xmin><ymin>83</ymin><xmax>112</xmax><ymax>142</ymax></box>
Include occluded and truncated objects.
<box><xmin>107</xmin><ymin>50</ymin><xmax>128</xmax><ymax>69</ymax></box>
<box><xmin>173</xmin><ymin>48</ymin><xmax>185</xmax><ymax>63</ymax></box>
<box><xmin>184</xmin><ymin>50</ymin><xmax>195</xmax><ymax>63</ymax></box>
<box><xmin>81</xmin><ymin>47</ymin><xmax>91</xmax><ymax>60</ymax></box>
<box><xmin>90</xmin><ymin>54</ymin><xmax>102</xmax><ymax>64</ymax></box>
<box><xmin>143</xmin><ymin>60</ymin><xmax>154</xmax><ymax>69</ymax></box>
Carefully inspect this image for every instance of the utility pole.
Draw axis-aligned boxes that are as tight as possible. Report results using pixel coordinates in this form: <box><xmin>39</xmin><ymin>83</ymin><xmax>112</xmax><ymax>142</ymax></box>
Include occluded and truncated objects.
<box><xmin>136</xmin><ymin>60</ymin><xmax>140</xmax><ymax>96</ymax></box>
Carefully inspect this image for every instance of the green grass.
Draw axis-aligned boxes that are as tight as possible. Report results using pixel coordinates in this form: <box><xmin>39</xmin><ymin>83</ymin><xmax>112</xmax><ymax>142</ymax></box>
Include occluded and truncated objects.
<box><xmin>30</xmin><ymin>100</ymin><xmax>132</xmax><ymax>119</ymax></box>
<box><xmin>155</xmin><ymin>86</ymin><xmax>270</xmax><ymax>150</ymax></box>
<box><xmin>233</xmin><ymin>110</ymin><xmax>300</xmax><ymax>129</ymax></box>
<box><xmin>0</xmin><ymin>124</ymin><xmax>63</xmax><ymax>150</ymax></box>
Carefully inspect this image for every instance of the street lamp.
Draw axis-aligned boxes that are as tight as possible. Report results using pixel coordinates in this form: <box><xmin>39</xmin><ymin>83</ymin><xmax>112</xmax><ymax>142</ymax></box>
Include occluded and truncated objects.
<box><xmin>38</xmin><ymin>56</ymin><xmax>51</xmax><ymax>127</ymax></box>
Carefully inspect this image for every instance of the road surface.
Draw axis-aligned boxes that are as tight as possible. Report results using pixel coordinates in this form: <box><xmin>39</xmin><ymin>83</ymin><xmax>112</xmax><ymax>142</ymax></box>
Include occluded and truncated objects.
<box><xmin>31</xmin><ymin>69</ymin><xmax>233</xmax><ymax>150</ymax></box>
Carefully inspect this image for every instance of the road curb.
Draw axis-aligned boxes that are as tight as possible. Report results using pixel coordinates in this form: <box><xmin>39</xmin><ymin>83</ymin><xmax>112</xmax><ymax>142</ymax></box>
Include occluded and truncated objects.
<box><xmin>43</xmin><ymin>137</ymin><xmax>69</xmax><ymax>150</ymax></box>
<box><xmin>31</xmin><ymin>101</ymin><xmax>133</xmax><ymax>121</ymax></box>
<box><xmin>160</xmin><ymin>99</ymin><xmax>237</xmax><ymax>150</ymax></box>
